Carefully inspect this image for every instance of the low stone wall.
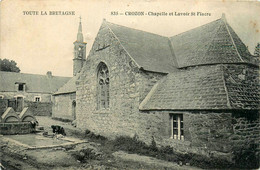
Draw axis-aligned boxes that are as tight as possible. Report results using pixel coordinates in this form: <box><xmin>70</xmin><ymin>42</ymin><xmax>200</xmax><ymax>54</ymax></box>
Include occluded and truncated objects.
<box><xmin>0</xmin><ymin>122</ymin><xmax>34</xmax><ymax>135</ymax></box>
<box><xmin>0</xmin><ymin>100</ymin><xmax>52</xmax><ymax>117</ymax></box>
<box><xmin>24</xmin><ymin>101</ymin><xmax>52</xmax><ymax>116</ymax></box>
<box><xmin>184</xmin><ymin>112</ymin><xmax>233</xmax><ymax>153</ymax></box>
<box><xmin>78</xmin><ymin>108</ymin><xmax>258</xmax><ymax>163</ymax></box>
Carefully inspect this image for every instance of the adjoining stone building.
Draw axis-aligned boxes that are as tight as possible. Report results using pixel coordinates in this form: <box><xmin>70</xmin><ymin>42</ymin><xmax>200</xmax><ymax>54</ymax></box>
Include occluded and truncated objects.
<box><xmin>0</xmin><ymin>71</ymin><xmax>70</xmax><ymax>116</ymax></box>
<box><xmin>74</xmin><ymin>14</ymin><xmax>259</xmax><ymax>160</ymax></box>
<box><xmin>52</xmin><ymin>75</ymin><xmax>79</xmax><ymax>120</ymax></box>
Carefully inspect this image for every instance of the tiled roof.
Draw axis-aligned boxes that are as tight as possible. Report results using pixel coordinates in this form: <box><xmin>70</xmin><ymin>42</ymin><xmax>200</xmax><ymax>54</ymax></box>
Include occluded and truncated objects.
<box><xmin>226</xmin><ymin>24</ymin><xmax>252</xmax><ymax>62</ymax></box>
<box><xmin>53</xmin><ymin>74</ymin><xmax>79</xmax><ymax>95</ymax></box>
<box><xmin>139</xmin><ymin>65</ymin><xmax>229</xmax><ymax>110</ymax></box>
<box><xmin>223</xmin><ymin>65</ymin><xmax>259</xmax><ymax>109</ymax></box>
<box><xmin>105</xmin><ymin>22</ymin><xmax>177</xmax><ymax>73</ymax></box>
<box><xmin>169</xmin><ymin>19</ymin><xmax>252</xmax><ymax>68</ymax></box>
<box><xmin>140</xmin><ymin>64</ymin><xmax>259</xmax><ymax>110</ymax></box>
<box><xmin>0</xmin><ymin>71</ymin><xmax>70</xmax><ymax>93</ymax></box>
<box><xmin>102</xmin><ymin>16</ymin><xmax>255</xmax><ymax>73</ymax></box>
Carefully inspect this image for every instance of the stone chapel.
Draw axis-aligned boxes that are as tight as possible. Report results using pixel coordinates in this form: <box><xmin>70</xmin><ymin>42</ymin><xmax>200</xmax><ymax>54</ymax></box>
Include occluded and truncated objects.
<box><xmin>53</xmin><ymin>14</ymin><xmax>259</xmax><ymax>161</ymax></box>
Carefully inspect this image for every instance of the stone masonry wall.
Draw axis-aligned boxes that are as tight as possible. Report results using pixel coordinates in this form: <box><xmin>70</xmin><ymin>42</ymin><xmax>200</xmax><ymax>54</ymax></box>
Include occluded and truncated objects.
<box><xmin>0</xmin><ymin>122</ymin><xmax>34</xmax><ymax>135</ymax></box>
<box><xmin>0</xmin><ymin>92</ymin><xmax>52</xmax><ymax>116</ymax></box>
<box><xmin>76</xmin><ymin>22</ymin><xmax>164</xmax><ymax>139</ymax></box>
<box><xmin>138</xmin><ymin>111</ymin><xmax>259</xmax><ymax>160</ymax></box>
<box><xmin>24</xmin><ymin>101</ymin><xmax>52</xmax><ymax>116</ymax></box>
<box><xmin>183</xmin><ymin>112</ymin><xmax>233</xmax><ymax>153</ymax></box>
<box><xmin>230</xmin><ymin>115</ymin><xmax>260</xmax><ymax>159</ymax></box>
<box><xmin>52</xmin><ymin>93</ymin><xmax>76</xmax><ymax>120</ymax></box>
<box><xmin>135</xmin><ymin>111</ymin><xmax>234</xmax><ymax>159</ymax></box>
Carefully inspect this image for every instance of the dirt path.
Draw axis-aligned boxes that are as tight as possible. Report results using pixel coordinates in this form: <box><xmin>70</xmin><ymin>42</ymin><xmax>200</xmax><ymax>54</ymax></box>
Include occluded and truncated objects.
<box><xmin>0</xmin><ymin>116</ymin><xmax>200</xmax><ymax>170</ymax></box>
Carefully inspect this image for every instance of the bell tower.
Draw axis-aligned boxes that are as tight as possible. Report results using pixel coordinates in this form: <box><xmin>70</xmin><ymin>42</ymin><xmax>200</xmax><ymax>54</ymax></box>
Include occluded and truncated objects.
<box><xmin>73</xmin><ymin>16</ymin><xmax>87</xmax><ymax>76</ymax></box>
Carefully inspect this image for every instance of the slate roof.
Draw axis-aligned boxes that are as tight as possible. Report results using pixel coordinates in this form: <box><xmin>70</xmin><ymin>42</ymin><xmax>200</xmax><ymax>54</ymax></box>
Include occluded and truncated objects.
<box><xmin>139</xmin><ymin>65</ymin><xmax>228</xmax><ymax>110</ymax></box>
<box><xmin>223</xmin><ymin>65</ymin><xmax>259</xmax><ymax>109</ymax></box>
<box><xmin>53</xmin><ymin>74</ymin><xmax>79</xmax><ymax>95</ymax></box>
<box><xmin>139</xmin><ymin>65</ymin><xmax>259</xmax><ymax>110</ymax></box>
<box><xmin>103</xmin><ymin>16</ymin><xmax>255</xmax><ymax>73</ymax></box>
<box><xmin>0</xmin><ymin>71</ymin><xmax>70</xmax><ymax>93</ymax></box>
<box><xmin>105</xmin><ymin>22</ymin><xmax>178</xmax><ymax>73</ymax></box>
<box><xmin>169</xmin><ymin>18</ymin><xmax>252</xmax><ymax>68</ymax></box>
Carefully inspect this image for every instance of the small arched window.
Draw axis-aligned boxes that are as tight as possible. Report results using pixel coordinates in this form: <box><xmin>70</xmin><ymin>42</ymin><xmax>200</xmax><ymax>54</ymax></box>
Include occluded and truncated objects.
<box><xmin>97</xmin><ymin>62</ymin><xmax>109</xmax><ymax>109</ymax></box>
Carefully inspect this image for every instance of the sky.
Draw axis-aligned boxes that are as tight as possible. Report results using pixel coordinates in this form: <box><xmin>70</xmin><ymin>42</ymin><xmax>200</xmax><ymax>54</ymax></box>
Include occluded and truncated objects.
<box><xmin>1</xmin><ymin>0</ymin><xmax>259</xmax><ymax>77</ymax></box>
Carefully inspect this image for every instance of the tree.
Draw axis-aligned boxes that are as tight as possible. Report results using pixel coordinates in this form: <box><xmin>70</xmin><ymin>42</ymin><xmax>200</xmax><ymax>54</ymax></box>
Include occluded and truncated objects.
<box><xmin>254</xmin><ymin>43</ymin><xmax>260</xmax><ymax>57</ymax></box>
<box><xmin>0</xmin><ymin>58</ymin><xmax>20</xmax><ymax>72</ymax></box>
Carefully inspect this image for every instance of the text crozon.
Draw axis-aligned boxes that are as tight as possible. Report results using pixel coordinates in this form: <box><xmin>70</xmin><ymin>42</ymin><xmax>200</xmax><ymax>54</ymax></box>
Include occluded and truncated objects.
<box><xmin>125</xmin><ymin>11</ymin><xmax>144</xmax><ymax>16</ymax></box>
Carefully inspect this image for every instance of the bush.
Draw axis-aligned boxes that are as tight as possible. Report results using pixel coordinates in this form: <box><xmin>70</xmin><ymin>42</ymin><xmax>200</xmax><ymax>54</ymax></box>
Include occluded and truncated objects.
<box><xmin>84</xmin><ymin>129</ymin><xmax>107</xmax><ymax>143</ymax></box>
<box><xmin>113</xmin><ymin>136</ymin><xmax>149</xmax><ymax>153</ymax></box>
<box><xmin>71</xmin><ymin>148</ymin><xmax>98</xmax><ymax>163</ymax></box>
<box><xmin>233</xmin><ymin>143</ymin><xmax>259</xmax><ymax>169</ymax></box>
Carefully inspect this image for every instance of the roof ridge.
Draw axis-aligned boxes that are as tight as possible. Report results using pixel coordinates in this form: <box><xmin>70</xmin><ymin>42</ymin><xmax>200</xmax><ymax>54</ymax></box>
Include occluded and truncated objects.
<box><xmin>106</xmin><ymin>19</ymin><xmax>223</xmax><ymax>40</ymax></box>
<box><xmin>201</xmin><ymin>19</ymin><xmax>224</xmax><ymax>63</ymax></box>
<box><xmin>104</xmin><ymin>20</ymin><xmax>141</xmax><ymax>69</ymax></box>
<box><xmin>170</xmin><ymin>18</ymin><xmax>221</xmax><ymax>38</ymax></box>
<box><xmin>167</xmin><ymin>38</ymin><xmax>179</xmax><ymax>68</ymax></box>
<box><xmin>139</xmin><ymin>76</ymin><xmax>167</xmax><ymax>110</ymax></box>
<box><xmin>222</xmin><ymin>20</ymin><xmax>244</xmax><ymax>62</ymax></box>
<box><xmin>220</xmin><ymin>64</ymin><xmax>232</xmax><ymax>108</ymax></box>
<box><xmin>105</xmin><ymin>20</ymin><xmax>169</xmax><ymax>39</ymax></box>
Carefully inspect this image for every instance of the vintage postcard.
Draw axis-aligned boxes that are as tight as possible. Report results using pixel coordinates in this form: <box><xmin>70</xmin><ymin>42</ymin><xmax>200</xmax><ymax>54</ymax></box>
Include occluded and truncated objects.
<box><xmin>0</xmin><ymin>0</ymin><xmax>259</xmax><ymax>169</ymax></box>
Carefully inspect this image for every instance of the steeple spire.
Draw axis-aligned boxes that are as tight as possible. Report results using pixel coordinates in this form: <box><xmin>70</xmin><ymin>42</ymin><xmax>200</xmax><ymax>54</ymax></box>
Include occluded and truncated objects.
<box><xmin>77</xmin><ymin>16</ymin><xmax>84</xmax><ymax>42</ymax></box>
<box><xmin>73</xmin><ymin>16</ymin><xmax>87</xmax><ymax>76</ymax></box>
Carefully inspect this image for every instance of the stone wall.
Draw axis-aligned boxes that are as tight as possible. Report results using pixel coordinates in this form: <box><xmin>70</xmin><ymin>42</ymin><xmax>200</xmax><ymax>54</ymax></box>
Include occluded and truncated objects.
<box><xmin>24</xmin><ymin>101</ymin><xmax>52</xmax><ymax>116</ymax></box>
<box><xmin>0</xmin><ymin>94</ymin><xmax>52</xmax><ymax>116</ymax></box>
<box><xmin>131</xmin><ymin>111</ymin><xmax>234</xmax><ymax>159</ymax></box>
<box><xmin>52</xmin><ymin>93</ymin><xmax>76</xmax><ymax>120</ymax></box>
<box><xmin>76</xmin><ymin>22</ymin><xmax>164</xmax><ymax>138</ymax></box>
<box><xmin>230</xmin><ymin>115</ymin><xmax>259</xmax><ymax>157</ymax></box>
<box><xmin>0</xmin><ymin>122</ymin><xmax>34</xmax><ymax>135</ymax></box>
<box><xmin>183</xmin><ymin>112</ymin><xmax>233</xmax><ymax>153</ymax></box>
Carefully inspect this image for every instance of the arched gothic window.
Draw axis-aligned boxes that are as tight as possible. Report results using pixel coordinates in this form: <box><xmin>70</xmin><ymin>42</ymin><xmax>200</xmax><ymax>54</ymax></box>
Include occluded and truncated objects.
<box><xmin>97</xmin><ymin>62</ymin><xmax>109</xmax><ymax>109</ymax></box>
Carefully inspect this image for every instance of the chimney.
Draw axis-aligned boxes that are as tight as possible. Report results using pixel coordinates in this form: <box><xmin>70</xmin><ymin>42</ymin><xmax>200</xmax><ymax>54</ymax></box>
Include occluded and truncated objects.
<box><xmin>46</xmin><ymin>71</ymin><xmax>52</xmax><ymax>78</ymax></box>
